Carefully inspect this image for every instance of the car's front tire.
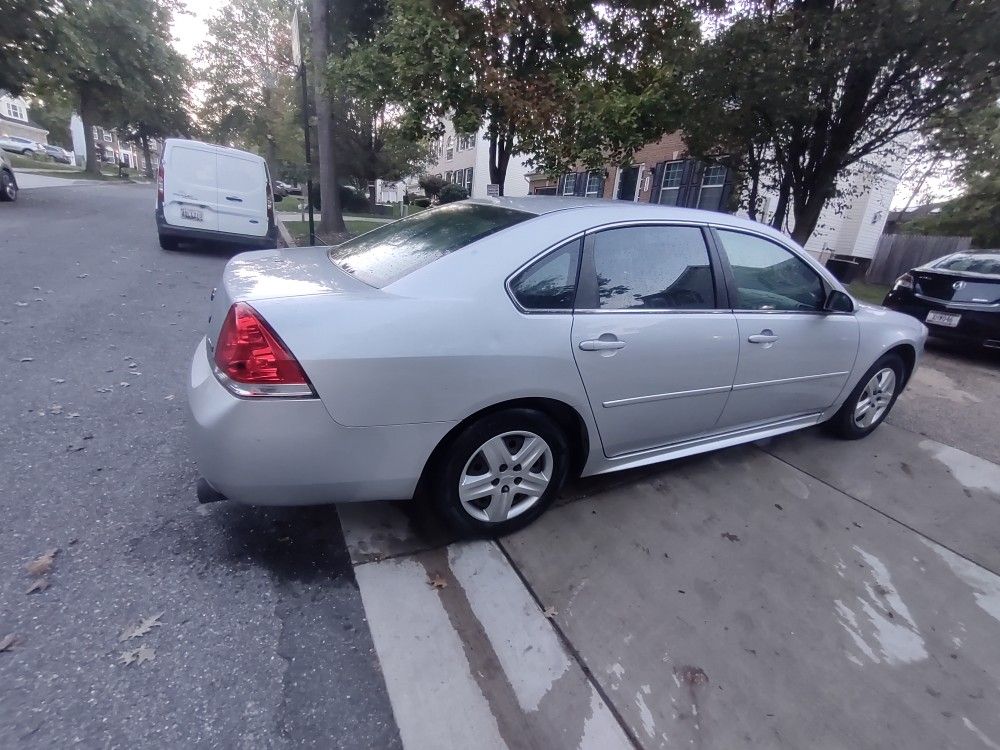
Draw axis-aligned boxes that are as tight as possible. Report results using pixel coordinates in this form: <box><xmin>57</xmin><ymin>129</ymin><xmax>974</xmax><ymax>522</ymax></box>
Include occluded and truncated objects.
<box><xmin>828</xmin><ymin>353</ymin><xmax>906</xmax><ymax>439</ymax></box>
<box><xmin>430</xmin><ymin>408</ymin><xmax>570</xmax><ymax>537</ymax></box>
<box><xmin>0</xmin><ymin>170</ymin><xmax>16</xmax><ymax>202</ymax></box>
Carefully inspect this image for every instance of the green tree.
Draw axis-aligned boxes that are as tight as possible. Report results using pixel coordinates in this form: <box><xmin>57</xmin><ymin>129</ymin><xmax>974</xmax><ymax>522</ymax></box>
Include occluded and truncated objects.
<box><xmin>35</xmin><ymin>0</ymin><xmax>187</xmax><ymax>176</ymax></box>
<box><xmin>347</xmin><ymin>0</ymin><xmax>698</xmax><ymax>195</ymax></box>
<box><xmin>29</xmin><ymin>91</ymin><xmax>75</xmax><ymax>149</ymax></box>
<box><xmin>197</xmin><ymin>0</ymin><xmax>298</xmax><ymax>178</ymax></box>
<box><xmin>683</xmin><ymin>0</ymin><xmax>1000</xmax><ymax>244</ymax></box>
<box><xmin>0</xmin><ymin>0</ymin><xmax>53</xmax><ymax>94</ymax></box>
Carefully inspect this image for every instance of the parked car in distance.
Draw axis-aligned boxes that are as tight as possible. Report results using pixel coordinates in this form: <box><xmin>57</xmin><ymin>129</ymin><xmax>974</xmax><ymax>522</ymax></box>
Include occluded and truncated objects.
<box><xmin>43</xmin><ymin>144</ymin><xmax>74</xmax><ymax>164</ymax></box>
<box><xmin>0</xmin><ymin>135</ymin><xmax>41</xmax><ymax>156</ymax></box>
<box><xmin>155</xmin><ymin>138</ymin><xmax>277</xmax><ymax>251</ymax></box>
<box><xmin>271</xmin><ymin>180</ymin><xmax>288</xmax><ymax>200</ymax></box>
<box><xmin>188</xmin><ymin>198</ymin><xmax>927</xmax><ymax>536</ymax></box>
<box><xmin>883</xmin><ymin>250</ymin><xmax>1000</xmax><ymax>349</ymax></box>
<box><xmin>0</xmin><ymin>151</ymin><xmax>18</xmax><ymax>201</ymax></box>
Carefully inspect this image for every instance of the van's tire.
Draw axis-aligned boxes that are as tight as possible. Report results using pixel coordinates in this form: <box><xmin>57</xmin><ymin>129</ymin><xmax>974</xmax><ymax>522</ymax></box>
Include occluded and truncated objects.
<box><xmin>429</xmin><ymin>408</ymin><xmax>570</xmax><ymax>537</ymax></box>
<box><xmin>158</xmin><ymin>233</ymin><xmax>179</xmax><ymax>251</ymax></box>
<box><xmin>0</xmin><ymin>170</ymin><xmax>16</xmax><ymax>202</ymax></box>
<box><xmin>827</xmin><ymin>353</ymin><xmax>906</xmax><ymax>440</ymax></box>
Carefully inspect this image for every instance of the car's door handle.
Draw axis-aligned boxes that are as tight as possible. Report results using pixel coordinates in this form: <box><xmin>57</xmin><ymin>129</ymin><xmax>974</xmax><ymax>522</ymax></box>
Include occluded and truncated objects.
<box><xmin>579</xmin><ymin>339</ymin><xmax>626</xmax><ymax>351</ymax></box>
<box><xmin>225</xmin><ymin>196</ymin><xmax>243</xmax><ymax>202</ymax></box>
<box><xmin>748</xmin><ymin>329</ymin><xmax>779</xmax><ymax>344</ymax></box>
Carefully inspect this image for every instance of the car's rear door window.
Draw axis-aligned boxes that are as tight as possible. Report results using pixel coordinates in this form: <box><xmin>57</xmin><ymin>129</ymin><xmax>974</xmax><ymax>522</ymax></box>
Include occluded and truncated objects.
<box><xmin>576</xmin><ymin>225</ymin><xmax>717</xmax><ymax>310</ymax></box>
<box><xmin>328</xmin><ymin>203</ymin><xmax>532</xmax><ymax>287</ymax></box>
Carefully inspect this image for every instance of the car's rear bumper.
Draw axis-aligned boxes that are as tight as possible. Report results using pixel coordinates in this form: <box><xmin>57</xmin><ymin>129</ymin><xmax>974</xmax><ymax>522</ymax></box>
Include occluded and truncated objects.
<box><xmin>187</xmin><ymin>338</ymin><xmax>454</xmax><ymax>505</ymax></box>
<box><xmin>156</xmin><ymin>209</ymin><xmax>277</xmax><ymax>250</ymax></box>
<box><xmin>883</xmin><ymin>290</ymin><xmax>1000</xmax><ymax>348</ymax></box>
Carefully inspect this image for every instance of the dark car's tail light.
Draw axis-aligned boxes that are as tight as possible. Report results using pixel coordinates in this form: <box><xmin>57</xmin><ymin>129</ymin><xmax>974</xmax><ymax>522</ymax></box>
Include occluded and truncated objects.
<box><xmin>212</xmin><ymin>302</ymin><xmax>315</xmax><ymax>398</ymax></box>
<box><xmin>893</xmin><ymin>272</ymin><xmax>914</xmax><ymax>290</ymax></box>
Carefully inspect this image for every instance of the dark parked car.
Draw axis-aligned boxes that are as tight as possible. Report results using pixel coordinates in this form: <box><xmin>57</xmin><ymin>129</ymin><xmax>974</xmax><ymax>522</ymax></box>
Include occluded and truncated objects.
<box><xmin>883</xmin><ymin>250</ymin><xmax>1000</xmax><ymax>349</ymax></box>
<box><xmin>0</xmin><ymin>151</ymin><xmax>17</xmax><ymax>202</ymax></box>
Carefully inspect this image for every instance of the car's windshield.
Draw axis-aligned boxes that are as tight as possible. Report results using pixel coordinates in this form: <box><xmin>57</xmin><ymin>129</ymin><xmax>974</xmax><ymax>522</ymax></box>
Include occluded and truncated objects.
<box><xmin>934</xmin><ymin>254</ymin><xmax>1000</xmax><ymax>276</ymax></box>
<box><xmin>327</xmin><ymin>202</ymin><xmax>532</xmax><ymax>287</ymax></box>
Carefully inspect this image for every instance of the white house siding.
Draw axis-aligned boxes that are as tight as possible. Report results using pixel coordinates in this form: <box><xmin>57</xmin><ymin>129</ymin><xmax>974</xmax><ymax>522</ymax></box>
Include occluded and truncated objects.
<box><xmin>0</xmin><ymin>93</ymin><xmax>48</xmax><ymax>143</ymax></box>
<box><xmin>408</xmin><ymin>118</ymin><xmax>531</xmax><ymax>199</ymax></box>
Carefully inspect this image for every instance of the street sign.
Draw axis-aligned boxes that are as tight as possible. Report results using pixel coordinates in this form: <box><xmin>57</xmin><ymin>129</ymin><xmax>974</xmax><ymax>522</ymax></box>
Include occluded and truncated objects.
<box><xmin>486</xmin><ymin>184</ymin><xmax>500</xmax><ymax>197</ymax></box>
<box><xmin>291</xmin><ymin>8</ymin><xmax>302</xmax><ymax>66</ymax></box>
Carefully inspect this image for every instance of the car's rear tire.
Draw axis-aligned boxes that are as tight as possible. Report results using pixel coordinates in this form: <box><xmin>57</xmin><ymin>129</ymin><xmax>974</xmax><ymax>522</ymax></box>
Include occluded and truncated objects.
<box><xmin>158</xmin><ymin>233</ymin><xmax>179</xmax><ymax>251</ymax></box>
<box><xmin>827</xmin><ymin>353</ymin><xmax>906</xmax><ymax>440</ymax></box>
<box><xmin>0</xmin><ymin>170</ymin><xmax>16</xmax><ymax>202</ymax></box>
<box><xmin>21</xmin><ymin>149</ymin><xmax>31</xmax><ymax>156</ymax></box>
<box><xmin>430</xmin><ymin>408</ymin><xmax>570</xmax><ymax>537</ymax></box>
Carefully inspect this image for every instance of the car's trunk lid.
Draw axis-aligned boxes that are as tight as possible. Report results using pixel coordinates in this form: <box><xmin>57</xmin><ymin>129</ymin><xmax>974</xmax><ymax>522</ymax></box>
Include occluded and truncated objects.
<box><xmin>205</xmin><ymin>246</ymin><xmax>376</xmax><ymax>351</ymax></box>
<box><xmin>913</xmin><ymin>270</ymin><xmax>1000</xmax><ymax>305</ymax></box>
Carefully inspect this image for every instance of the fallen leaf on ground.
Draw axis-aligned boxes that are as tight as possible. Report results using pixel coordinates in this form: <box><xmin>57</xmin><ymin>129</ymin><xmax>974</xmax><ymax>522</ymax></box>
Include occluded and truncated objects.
<box><xmin>119</xmin><ymin>645</ymin><xmax>155</xmax><ymax>666</ymax></box>
<box><xmin>25</xmin><ymin>548</ymin><xmax>59</xmax><ymax>576</ymax></box>
<box><xmin>26</xmin><ymin>578</ymin><xmax>50</xmax><ymax>594</ymax></box>
<box><xmin>67</xmin><ymin>445</ymin><xmax>85</xmax><ymax>453</ymax></box>
<box><xmin>427</xmin><ymin>574</ymin><xmax>448</xmax><ymax>590</ymax></box>
<box><xmin>49</xmin><ymin>405</ymin><xmax>63</xmax><ymax>414</ymax></box>
<box><xmin>119</xmin><ymin>612</ymin><xmax>164</xmax><ymax>642</ymax></box>
<box><xmin>0</xmin><ymin>634</ymin><xmax>17</xmax><ymax>652</ymax></box>
<box><xmin>543</xmin><ymin>606</ymin><xmax>558</xmax><ymax>619</ymax></box>
<box><xmin>163</xmin><ymin>394</ymin><xmax>175</xmax><ymax>401</ymax></box>
<box><xmin>50</xmin><ymin>378</ymin><xmax>66</xmax><ymax>384</ymax></box>
<box><xmin>15</xmin><ymin>301</ymin><xmax>28</xmax><ymax>307</ymax></box>
<box><xmin>19</xmin><ymin>357</ymin><xmax>33</xmax><ymax>363</ymax></box>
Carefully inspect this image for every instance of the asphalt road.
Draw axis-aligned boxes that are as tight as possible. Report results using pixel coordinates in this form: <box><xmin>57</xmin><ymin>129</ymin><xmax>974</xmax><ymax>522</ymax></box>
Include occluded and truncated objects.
<box><xmin>0</xmin><ymin>181</ymin><xmax>401</xmax><ymax>748</ymax></box>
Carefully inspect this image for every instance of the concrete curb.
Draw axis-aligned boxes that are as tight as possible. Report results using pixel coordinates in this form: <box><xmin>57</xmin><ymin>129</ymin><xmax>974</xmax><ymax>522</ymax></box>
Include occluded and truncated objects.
<box><xmin>276</xmin><ymin>217</ymin><xmax>297</xmax><ymax>248</ymax></box>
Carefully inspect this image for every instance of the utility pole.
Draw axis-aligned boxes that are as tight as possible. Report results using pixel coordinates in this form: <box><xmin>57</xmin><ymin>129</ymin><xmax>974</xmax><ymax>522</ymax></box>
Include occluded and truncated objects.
<box><xmin>291</xmin><ymin>8</ymin><xmax>316</xmax><ymax>245</ymax></box>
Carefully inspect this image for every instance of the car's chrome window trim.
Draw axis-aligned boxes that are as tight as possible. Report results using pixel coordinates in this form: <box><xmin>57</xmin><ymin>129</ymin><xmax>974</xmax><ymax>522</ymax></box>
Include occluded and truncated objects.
<box><xmin>505</xmin><ymin>231</ymin><xmax>587</xmax><ymax>315</ymax></box>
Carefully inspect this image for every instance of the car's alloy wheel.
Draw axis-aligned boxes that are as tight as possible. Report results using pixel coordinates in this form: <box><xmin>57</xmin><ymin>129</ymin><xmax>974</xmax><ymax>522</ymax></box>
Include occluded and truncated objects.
<box><xmin>429</xmin><ymin>408</ymin><xmax>570</xmax><ymax>536</ymax></box>
<box><xmin>853</xmin><ymin>367</ymin><xmax>896</xmax><ymax>429</ymax></box>
<box><xmin>458</xmin><ymin>431</ymin><xmax>553</xmax><ymax>523</ymax></box>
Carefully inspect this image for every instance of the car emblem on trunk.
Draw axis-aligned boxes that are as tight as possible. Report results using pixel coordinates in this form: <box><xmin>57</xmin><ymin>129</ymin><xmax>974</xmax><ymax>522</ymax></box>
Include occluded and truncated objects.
<box><xmin>953</xmin><ymin>280</ymin><xmax>966</xmax><ymax>290</ymax></box>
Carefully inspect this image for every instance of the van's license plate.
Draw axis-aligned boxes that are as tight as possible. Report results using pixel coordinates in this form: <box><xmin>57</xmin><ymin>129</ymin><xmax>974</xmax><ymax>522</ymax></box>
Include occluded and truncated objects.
<box><xmin>926</xmin><ymin>311</ymin><xmax>960</xmax><ymax>327</ymax></box>
<box><xmin>181</xmin><ymin>208</ymin><xmax>203</xmax><ymax>221</ymax></box>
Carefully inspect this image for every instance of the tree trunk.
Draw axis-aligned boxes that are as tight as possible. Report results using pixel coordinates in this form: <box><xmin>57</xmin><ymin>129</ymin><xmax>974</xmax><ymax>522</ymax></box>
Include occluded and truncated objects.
<box><xmin>140</xmin><ymin>133</ymin><xmax>154</xmax><ymax>179</ymax></box>
<box><xmin>790</xmin><ymin>165</ymin><xmax>840</xmax><ymax>245</ymax></box>
<box><xmin>311</xmin><ymin>0</ymin><xmax>345</xmax><ymax>235</ymax></box>
<box><xmin>769</xmin><ymin>171</ymin><xmax>792</xmax><ymax>231</ymax></box>
<box><xmin>487</xmin><ymin>128</ymin><xmax>512</xmax><ymax>196</ymax></box>
<box><xmin>79</xmin><ymin>87</ymin><xmax>101</xmax><ymax>177</ymax></box>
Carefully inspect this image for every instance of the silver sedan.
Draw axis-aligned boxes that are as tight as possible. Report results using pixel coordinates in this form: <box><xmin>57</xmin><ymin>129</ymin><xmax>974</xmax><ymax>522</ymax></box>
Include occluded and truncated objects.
<box><xmin>187</xmin><ymin>198</ymin><xmax>927</xmax><ymax>535</ymax></box>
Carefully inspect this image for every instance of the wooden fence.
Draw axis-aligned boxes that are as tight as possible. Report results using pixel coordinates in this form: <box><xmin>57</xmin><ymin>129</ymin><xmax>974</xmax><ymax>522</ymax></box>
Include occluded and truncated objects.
<box><xmin>866</xmin><ymin>234</ymin><xmax>972</xmax><ymax>285</ymax></box>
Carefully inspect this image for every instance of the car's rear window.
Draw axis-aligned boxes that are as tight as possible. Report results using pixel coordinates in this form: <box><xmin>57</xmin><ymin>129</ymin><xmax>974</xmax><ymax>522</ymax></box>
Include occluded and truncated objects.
<box><xmin>327</xmin><ymin>203</ymin><xmax>532</xmax><ymax>287</ymax></box>
<box><xmin>934</xmin><ymin>254</ymin><xmax>1000</xmax><ymax>276</ymax></box>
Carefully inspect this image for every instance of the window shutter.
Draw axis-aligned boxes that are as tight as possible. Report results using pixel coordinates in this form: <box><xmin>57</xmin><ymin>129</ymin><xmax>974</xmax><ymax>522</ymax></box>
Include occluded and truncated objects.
<box><xmin>573</xmin><ymin>171</ymin><xmax>587</xmax><ymax>197</ymax></box>
<box><xmin>717</xmin><ymin>167</ymin><xmax>735</xmax><ymax>213</ymax></box>
<box><xmin>676</xmin><ymin>159</ymin><xmax>702</xmax><ymax>208</ymax></box>
<box><xmin>556</xmin><ymin>174</ymin><xmax>565</xmax><ymax>194</ymax></box>
<box><xmin>649</xmin><ymin>162</ymin><xmax>666</xmax><ymax>203</ymax></box>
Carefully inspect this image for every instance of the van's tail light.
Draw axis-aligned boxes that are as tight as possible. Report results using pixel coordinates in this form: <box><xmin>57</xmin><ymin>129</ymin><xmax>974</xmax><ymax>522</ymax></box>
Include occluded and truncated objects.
<box><xmin>266</xmin><ymin>181</ymin><xmax>274</xmax><ymax>224</ymax></box>
<box><xmin>157</xmin><ymin>162</ymin><xmax>164</xmax><ymax>204</ymax></box>
<box><xmin>212</xmin><ymin>302</ymin><xmax>315</xmax><ymax>398</ymax></box>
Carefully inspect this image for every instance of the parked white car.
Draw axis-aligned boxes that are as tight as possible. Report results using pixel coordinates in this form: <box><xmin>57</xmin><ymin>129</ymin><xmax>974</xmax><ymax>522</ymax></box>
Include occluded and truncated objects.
<box><xmin>155</xmin><ymin>138</ymin><xmax>277</xmax><ymax>251</ymax></box>
<box><xmin>0</xmin><ymin>135</ymin><xmax>41</xmax><ymax>156</ymax></box>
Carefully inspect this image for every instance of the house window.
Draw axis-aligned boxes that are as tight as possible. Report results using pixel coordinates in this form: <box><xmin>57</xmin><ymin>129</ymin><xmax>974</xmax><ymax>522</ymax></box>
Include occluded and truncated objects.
<box><xmin>657</xmin><ymin>161</ymin><xmax>684</xmax><ymax>205</ymax></box>
<box><xmin>458</xmin><ymin>133</ymin><xmax>474</xmax><ymax>150</ymax></box>
<box><xmin>445</xmin><ymin>170</ymin><xmax>453</xmax><ymax>183</ymax></box>
<box><xmin>446</xmin><ymin>136</ymin><xmax>454</xmax><ymax>160</ymax></box>
<box><xmin>4</xmin><ymin>101</ymin><xmax>26</xmax><ymax>121</ymax></box>
<box><xmin>462</xmin><ymin>167</ymin><xmax>473</xmax><ymax>193</ymax></box>
<box><xmin>561</xmin><ymin>173</ymin><xmax>576</xmax><ymax>196</ymax></box>
<box><xmin>697</xmin><ymin>165</ymin><xmax>728</xmax><ymax>210</ymax></box>
<box><xmin>585</xmin><ymin>171</ymin><xmax>603</xmax><ymax>197</ymax></box>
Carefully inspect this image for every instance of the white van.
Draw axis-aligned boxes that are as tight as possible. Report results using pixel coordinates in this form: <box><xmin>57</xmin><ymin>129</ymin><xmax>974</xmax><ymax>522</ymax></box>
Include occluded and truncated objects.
<box><xmin>155</xmin><ymin>139</ymin><xmax>277</xmax><ymax>250</ymax></box>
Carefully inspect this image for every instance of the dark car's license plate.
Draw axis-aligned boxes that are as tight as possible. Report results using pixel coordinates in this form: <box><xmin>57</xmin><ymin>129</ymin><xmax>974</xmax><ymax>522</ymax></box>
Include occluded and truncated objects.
<box><xmin>926</xmin><ymin>310</ymin><xmax>961</xmax><ymax>328</ymax></box>
<box><xmin>181</xmin><ymin>208</ymin><xmax>203</xmax><ymax>221</ymax></box>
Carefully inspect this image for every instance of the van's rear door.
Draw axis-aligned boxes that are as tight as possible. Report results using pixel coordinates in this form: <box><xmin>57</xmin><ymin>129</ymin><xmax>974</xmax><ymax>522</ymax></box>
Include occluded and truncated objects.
<box><xmin>163</xmin><ymin>143</ymin><xmax>220</xmax><ymax>232</ymax></box>
<box><xmin>216</xmin><ymin>152</ymin><xmax>268</xmax><ymax>238</ymax></box>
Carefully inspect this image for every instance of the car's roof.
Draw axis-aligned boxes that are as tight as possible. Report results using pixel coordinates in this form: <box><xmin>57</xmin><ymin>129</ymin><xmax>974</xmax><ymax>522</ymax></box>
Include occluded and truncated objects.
<box><xmin>164</xmin><ymin>137</ymin><xmax>265</xmax><ymax>162</ymax></box>
<box><xmin>464</xmin><ymin>196</ymin><xmax>787</xmax><ymax>240</ymax></box>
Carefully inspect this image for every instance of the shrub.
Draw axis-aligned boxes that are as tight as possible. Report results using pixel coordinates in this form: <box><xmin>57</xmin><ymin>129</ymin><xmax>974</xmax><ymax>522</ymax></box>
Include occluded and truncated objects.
<box><xmin>438</xmin><ymin>183</ymin><xmax>469</xmax><ymax>204</ymax></box>
<box><xmin>409</xmin><ymin>196</ymin><xmax>431</xmax><ymax>208</ymax></box>
<box><xmin>308</xmin><ymin>183</ymin><xmax>372</xmax><ymax>214</ymax></box>
<box><xmin>418</xmin><ymin>174</ymin><xmax>446</xmax><ymax>197</ymax></box>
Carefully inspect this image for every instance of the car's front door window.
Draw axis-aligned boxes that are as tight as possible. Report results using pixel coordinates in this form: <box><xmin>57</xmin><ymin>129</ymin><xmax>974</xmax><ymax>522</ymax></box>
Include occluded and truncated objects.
<box><xmin>715</xmin><ymin>230</ymin><xmax>825</xmax><ymax>312</ymax></box>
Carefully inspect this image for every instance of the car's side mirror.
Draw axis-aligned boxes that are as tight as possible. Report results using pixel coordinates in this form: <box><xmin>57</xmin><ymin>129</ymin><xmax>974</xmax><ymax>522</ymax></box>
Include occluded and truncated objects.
<box><xmin>824</xmin><ymin>289</ymin><xmax>855</xmax><ymax>313</ymax></box>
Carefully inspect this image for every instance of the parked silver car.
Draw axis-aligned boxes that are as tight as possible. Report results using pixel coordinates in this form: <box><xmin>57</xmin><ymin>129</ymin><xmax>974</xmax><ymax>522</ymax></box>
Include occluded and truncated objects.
<box><xmin>188</xmin><ymin>198</ymin><xmax>927</xmax><ymax>535</ymax></box>
<box><xmin>0</xmin><ymin>134</ymin><xmax>41</xmax><ymax>155</ymax></box>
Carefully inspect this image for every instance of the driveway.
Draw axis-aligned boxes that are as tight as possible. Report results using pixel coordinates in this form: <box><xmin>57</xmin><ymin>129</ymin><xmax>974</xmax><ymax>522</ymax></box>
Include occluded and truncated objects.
<box><xmin>338</xmin><ymin>340</ymin><xmax>1000</xmax><ymax>748</ymax></box>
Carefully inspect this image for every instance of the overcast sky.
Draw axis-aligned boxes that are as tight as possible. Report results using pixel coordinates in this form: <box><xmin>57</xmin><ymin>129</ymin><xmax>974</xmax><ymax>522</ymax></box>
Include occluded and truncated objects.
<box><xmin>171</xmin><ymin>0</ymin><xmax>227</xmax><ymax>60</ymax></box>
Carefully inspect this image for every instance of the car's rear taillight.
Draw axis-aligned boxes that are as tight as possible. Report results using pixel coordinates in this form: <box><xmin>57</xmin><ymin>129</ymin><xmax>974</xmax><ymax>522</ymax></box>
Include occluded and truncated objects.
<box><xmin>157</xmin><ymin>162</ymin><xmax>164</xmax><ymax>204</ymax></box>
<box><xmin>893</xmin><ymin>272</ymin><xmax>914</xmax><ymax>290</ymax></box>
<box><xmin>212</xmin><ymin>302</ymin><xmax>314</xmax><ymax>398</ymax></box>
<box><xmin>266</xmin><ymin>181</ymin><xmax>274</xmax><ymax>224</ymax></box>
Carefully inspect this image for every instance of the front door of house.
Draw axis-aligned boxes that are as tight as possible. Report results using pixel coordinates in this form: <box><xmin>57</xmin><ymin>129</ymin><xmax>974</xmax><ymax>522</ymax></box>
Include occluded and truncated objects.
<box><xmin>616</xmin><ymin>166</ymin><xmax>640</xmax><ymax>201</ymax></box>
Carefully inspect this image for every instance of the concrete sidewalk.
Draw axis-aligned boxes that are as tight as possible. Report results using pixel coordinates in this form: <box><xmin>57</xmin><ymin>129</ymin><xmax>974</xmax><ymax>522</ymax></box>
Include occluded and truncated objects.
<box><xmin>337</xmin><ymin>421</ymin><xmax>1000</xmax><ymax>749</ymax></box>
